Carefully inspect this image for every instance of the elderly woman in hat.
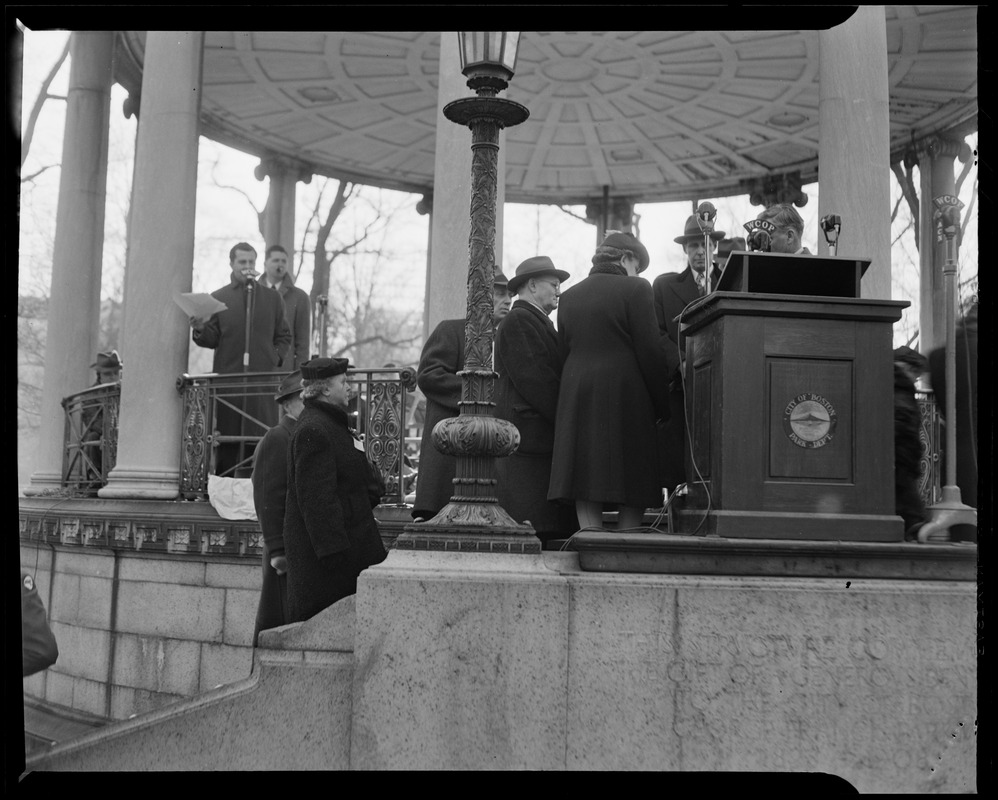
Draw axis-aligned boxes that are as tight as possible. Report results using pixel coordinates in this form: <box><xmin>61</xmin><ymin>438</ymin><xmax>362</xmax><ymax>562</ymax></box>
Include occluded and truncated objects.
<box><xmin>283</xmin><ymin>357</ymin><xmax>387</xmax><ymax>624</ymax></box>
<box><xmin>651</xmin><ymin>214</ymin><xmax>726</xmax><ymax>493</ymax></box>
<box><xmin>548</xmin><ymin>232</ymin><xmax>670</xmax><ymax>531</ymax></box>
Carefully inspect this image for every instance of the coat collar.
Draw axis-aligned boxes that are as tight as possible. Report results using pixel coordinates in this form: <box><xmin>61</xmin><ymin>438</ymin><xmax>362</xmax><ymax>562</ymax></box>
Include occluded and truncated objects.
<box><xmin>303</xmin><ymin>397</ymin><xmax>350</xmax><ymax>427</ymax></box>
<box><xmin>510</xmin><ymin>298</ymin><xmax>555</xmax><ymax>326</ymax></box>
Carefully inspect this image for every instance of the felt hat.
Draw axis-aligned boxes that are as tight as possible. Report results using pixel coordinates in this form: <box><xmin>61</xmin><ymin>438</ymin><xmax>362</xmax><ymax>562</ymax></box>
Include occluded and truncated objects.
<box><xmin>301</xmin><ymin>357</ymin><xmax>350</xmax><ymax>380</ymax></box>
<box><xmin>90</xmin><ymin>350</ymin><xmax>122</xmax><ymax>370</ymax></box>
<box><xmin>274</xmin><ymin>370</ymin><xmax>303</xmax><ymax>402</ymax></box>
<box><xmin>600</xmin><ymin>231</ymin><xmax>650</xmax><ymax>273</ymax></box>
<box><xmin>494</xmin><ymin>269</ymin><xmax>509</xmax><ymax>286</ymax></box>
<box><xmin>674</xmin><ymin>214</ymin><xmax>726</xmax><ymax>245</ymax></box>
<box><xmin>507</xmin><ymin>256</ymin><xmax>570</xmax><ymax>294</ymax></box>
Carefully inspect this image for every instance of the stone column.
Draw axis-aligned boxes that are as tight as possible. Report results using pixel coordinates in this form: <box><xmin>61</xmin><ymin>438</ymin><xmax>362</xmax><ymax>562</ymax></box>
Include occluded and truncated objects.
<box><xmin>26</xmin><ymin>32</ymin><xmax>113</xmax><ymax>494</ymax></box>
<box><xmin>917</xmin><ymin>136</ymin><xmax>969</xmax><ymax>354</ymax></box>
<box><xmin>256</xmin><ymin>155</ymin><xmax>309</xmax><ymax>253</ymax></box>
<box><xmin>425</xmin><ymin>33</ymin><xmax>508</xmax><ymax>336</ymax></box>
<box><xmin>818</xmin><ymin>6</ymin><xmax>891</xmax><ymax>299</ymax></box>
<box><xmin>100</xmin><ymin>32</ymin><xmax>204</xmax><ymax>500</ymax></box>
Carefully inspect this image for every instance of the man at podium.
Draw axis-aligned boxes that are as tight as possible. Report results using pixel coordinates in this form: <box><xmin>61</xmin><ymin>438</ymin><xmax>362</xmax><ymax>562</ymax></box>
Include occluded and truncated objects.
<box><xmin>652</xmin><ymin>215</ymin><xmax>725</xmax><ymax>493</ymax></box>
<box><xmin>755</xmin><ymin>203</ymin><xmax>812</xmax><ymax>255</ymax></box>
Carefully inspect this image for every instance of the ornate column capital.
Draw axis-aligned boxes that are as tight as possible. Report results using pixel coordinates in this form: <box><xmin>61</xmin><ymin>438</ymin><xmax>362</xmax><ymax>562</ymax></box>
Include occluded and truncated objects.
<box><xmin>254</xmin><ymin>154</ymin><xmax>312</xmax><ymax>184</ymax></box>
<box><xmin>122</xmin><ymin>90</ymin><xmax>141</xmax><ymax>120</ymax></box>
<box><xmin>740</xmin><ymin>172</ymin><xmax>808</xmax><ymax>208</ymax></box>
<box><xmin>907</xmin><ymin>135</ymin><xmax>972</xmax><ymax>166</ymax></box>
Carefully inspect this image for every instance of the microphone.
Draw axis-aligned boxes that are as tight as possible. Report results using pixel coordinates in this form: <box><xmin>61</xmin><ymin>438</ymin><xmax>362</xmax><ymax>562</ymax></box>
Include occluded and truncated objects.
<box><xmin>695</xmin><ymin>201</ymin><xmax>717</xmax><ymax>233</ymax></box>
<box><xmin>743</xmin><ymin>218</ymin><xmax>776</xmax><ymax>252</ymax></box>
<box><xmin>695</xmin><ymin>202</ymin><xmax>719</xmax><ymax>292</ymax></box>
<box><xmin>820</xmin><ymin>214</ymin><xmax>842</xmax><ymax>256</ymax></box>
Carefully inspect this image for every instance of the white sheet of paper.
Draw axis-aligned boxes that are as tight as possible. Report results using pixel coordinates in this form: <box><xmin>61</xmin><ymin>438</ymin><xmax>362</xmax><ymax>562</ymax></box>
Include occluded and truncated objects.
<box><xmin>175</xmin><ymin>292</ymin><xmax>227</xmax><ymax>322</ymax></box>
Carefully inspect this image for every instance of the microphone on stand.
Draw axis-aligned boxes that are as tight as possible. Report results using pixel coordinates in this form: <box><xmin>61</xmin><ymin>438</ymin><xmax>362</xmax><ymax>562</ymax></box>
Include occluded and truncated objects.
<box><xmin>695</xmin><ymin>202</ymin><xmax>718</xmax><ymax>293</ymax></box>
<box><xmin>743</xmin><ymin>218</ymin><xmax>776</xmax><ymax>252</ymax></box>
<box><xmin>820</xmin><ymin>215</ymin><xmax>842</xmax><ymax>256</ymax></box>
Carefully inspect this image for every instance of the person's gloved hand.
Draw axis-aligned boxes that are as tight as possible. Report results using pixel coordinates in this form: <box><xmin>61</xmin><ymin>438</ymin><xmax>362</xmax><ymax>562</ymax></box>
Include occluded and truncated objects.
<box><xmin>270</xmin><ymin>554</ymin><xmax>288</xmax><ymax>575</ymax></box>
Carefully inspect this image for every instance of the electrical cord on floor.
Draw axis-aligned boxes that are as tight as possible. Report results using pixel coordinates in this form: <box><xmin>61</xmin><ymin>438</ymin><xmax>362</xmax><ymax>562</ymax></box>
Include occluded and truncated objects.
<box><xmin>675</xmin><ymin>299</ymin><xmax>713</xmax><ymax>535</ymax></box>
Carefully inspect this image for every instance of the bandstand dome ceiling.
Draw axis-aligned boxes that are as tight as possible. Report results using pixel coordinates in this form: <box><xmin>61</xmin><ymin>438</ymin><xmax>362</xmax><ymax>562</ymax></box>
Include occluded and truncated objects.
<box><xmin>115</xmin><ymin>10</ymin><xmax>978</xmax><ymax>206</ymax></box>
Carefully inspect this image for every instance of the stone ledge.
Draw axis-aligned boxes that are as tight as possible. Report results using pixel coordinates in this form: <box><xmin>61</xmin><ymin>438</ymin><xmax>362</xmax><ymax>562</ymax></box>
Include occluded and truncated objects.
<box><xmin>567</xmin><ymin>532</ymin><xmax>977</xmax><ymax>581</ymax></box>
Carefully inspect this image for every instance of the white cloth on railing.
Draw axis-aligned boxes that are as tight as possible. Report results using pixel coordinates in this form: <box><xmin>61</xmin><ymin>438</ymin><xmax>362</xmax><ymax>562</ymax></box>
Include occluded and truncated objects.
<box><xmin>207</xmin><ymin>475</ymin><xmax>258</xmax><ymax>521</ymax></box>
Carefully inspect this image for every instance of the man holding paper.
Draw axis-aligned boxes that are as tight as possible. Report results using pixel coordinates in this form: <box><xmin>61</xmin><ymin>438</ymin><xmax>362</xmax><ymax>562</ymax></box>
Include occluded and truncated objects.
<box><xmin>189</xmin><ymin>242</ymin><xmax>292</xmax><ymax>477</ymax></box>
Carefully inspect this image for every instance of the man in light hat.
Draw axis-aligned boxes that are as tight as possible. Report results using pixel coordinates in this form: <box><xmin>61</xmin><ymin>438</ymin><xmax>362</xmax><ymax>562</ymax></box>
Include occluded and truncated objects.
<box><xmin>651</xmin><ymin>215</ymin><xmax>726</xmax><ymax>493</ymax></box>
<box><xmin>249</xmin><ymin>370</ymin><xmax>303</xmax><ymax>645</ymax></box>
<box><xmin>283</xmin><ymin>357</ymin><xmax>387</xmax><ymax>624</ymax></box>
<box><xmin>494</xmin><ymin>256</ymin><xmax>576</xmax><ymax>546</ymax></box>
<box><xmin>411</xmin><ymin>269</ymin><xmax>511</xmax><ymax>522</ymax></box>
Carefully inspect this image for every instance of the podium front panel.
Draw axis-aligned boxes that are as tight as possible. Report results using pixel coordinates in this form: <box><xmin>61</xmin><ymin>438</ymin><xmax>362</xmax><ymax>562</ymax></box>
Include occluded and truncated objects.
<box><xmin>677</xmin><ymin>294</ymin><xmax>906</xmax><ymax>541</ymax></box>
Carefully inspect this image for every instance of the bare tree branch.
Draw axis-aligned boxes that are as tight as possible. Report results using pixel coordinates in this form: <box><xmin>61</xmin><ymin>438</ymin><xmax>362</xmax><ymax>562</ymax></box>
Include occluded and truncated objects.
<box><xmin>555</xmin><ymin>205</ymin><xmax>589</xmax><ymax>224</ymax></box>
<box><xmin>20</xmin><ymin>164</ymin><xmax>59</xmax><ymax>184</ymax></box>
<box><xmin>891</xmin><ymin>161</ymin><xmax>920</xmax><ymax>249</ymax></box>
<box><xmin>955</xmin><ymin>154</ymin><xmax>973</xmax><ymax>195</ymax></box>
<box><xmin>330</xmin><ymin>333</ymin><xmax>422</xmax><ymax>358</ymax></box>
<box><xmin>21</xmin><ymin>37</ymin><xmax>70</xmax><ymax>167</ymax></box>
<box><xmin>959</xmin><ymin>176</ymin><xmax>977</xmax><ymax>247</ymax></box>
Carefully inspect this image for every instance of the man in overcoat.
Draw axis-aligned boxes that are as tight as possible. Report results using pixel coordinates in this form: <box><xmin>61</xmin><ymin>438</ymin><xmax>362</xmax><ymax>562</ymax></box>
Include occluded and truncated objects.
<box><xmin>258</xmin><ymin>244</ymin><xmax>312</xmax><ymax>370</ymax></box>
<box><xmin>651</xmin><ymin>216</ymin><xmax>724</xmax><ymax>493</ymax></box>
<box><xmin>191</xmin><ymin>242</ymin><xmax>292</xmax><ymax>476</ymax></box>
<box><xmin>283</xmin><ymin>357</ymin><xmax>387</xmax><ymax>624</ymax></box>
<box><xmin>250</xmin><ymin>370</ymin><xmax>303</xmax><ymax>646</ymax></box>
<box><xmin>411</xmin><ymin>270</ymin><xmax>511</xmax><ymax>521</ymax></box>
<box><xmin>494</xmin><ymin>256</ymin><xmax>575</xmax><ymax>546</ymax></box>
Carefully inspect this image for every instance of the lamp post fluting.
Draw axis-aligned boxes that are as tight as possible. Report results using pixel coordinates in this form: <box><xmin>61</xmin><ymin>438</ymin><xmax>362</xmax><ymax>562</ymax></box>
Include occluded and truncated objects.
<box><xmin>398</xmin><ymin>32</ymin><xmax>538</xmax><ymax>553</ymax></box>
<box><xmin>917</xmin><ymin>195</ymin><xmax>977</xmax><ymax>542</ymax></box>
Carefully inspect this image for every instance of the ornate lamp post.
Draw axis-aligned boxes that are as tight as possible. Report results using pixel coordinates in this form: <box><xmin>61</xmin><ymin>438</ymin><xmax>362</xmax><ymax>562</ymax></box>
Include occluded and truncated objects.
<box><xmin>398</xmin><ymin>32</ymin><xmax>538</xmax><ymax>553</ymax></box>
<box><xmin>917</xmin><ymin>195</ymin><xmax>977</xmax><ymax>542</ymax></box>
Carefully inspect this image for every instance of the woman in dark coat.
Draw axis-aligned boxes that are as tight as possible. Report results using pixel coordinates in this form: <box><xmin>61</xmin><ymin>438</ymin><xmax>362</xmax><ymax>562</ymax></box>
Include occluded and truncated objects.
<box><xmin>548</xmin><ymin>231</ymin><xmax>670</xmax><ymax>531</ymax></box>
<box><xmin>283</xmin><ymin>357</ymin><xmax>387</xmax><ymax>624</ymax></box>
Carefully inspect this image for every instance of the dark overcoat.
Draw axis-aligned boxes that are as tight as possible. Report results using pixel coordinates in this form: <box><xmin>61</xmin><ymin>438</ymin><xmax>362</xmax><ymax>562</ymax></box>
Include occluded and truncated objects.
<box><xmin>194</xmin><ymin>277</ymin><xmax>292</xmax><ymax>475</ymax></box>
<box><xmin>548</xmin><ymin>272</ymin><xmax>670</xmax><ymax>508</ymax></box>
<box><xmin>283</xmin><ymin>399</ymin><xmax>387</xmax><ymax>624</ymax></box>
<box><xmin>250</xmin><ymin>414</ymin><xmax>295</xmax><ymax>645</ymax></box>
<box><xmin>412</xmin><ymin>318</ymin><xmax>465</xmax><ymax>519</ymax></box>
<box><xmin>651</xmin><ymin>265</ymin><xmax>719</xmax><ymax>491</ymax></box>
<box><xmin>893</xmin><ymin>365</ymin><xmax>926</xmax><ymax>534</ymax></box>
<box><xmin>258</xmin><ymin>277</ymin><xmax>311</xmax><ymax>370</ymax></box>
<box><xmin>494</xmin><ymin>300</ymin><xmax>574</xmax><ymax>536</ymax></box>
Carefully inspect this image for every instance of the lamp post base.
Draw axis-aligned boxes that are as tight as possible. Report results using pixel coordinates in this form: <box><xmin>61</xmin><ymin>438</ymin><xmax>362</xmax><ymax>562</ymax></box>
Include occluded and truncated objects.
<box><xmin>917</xmin><ymin>485</ymin><xmax>977</xmax><ymax>543</ymax></box>
<box><xmin>397</xmin><ymin>503</ymin><xmax>540</xmax><ymax>554</ymax></box>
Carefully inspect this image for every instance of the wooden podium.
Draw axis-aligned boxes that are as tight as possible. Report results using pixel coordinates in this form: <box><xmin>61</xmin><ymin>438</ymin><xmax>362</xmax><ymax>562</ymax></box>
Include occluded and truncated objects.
<box><xmin>672</xmin><ymin>252</ymin><xmax>909</xmax><ymax>541</ymax></box>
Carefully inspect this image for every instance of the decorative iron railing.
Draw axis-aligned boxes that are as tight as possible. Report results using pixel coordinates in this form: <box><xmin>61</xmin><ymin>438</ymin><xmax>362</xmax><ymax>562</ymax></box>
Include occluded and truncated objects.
<box><xmin>916</xmin><ymin>388</ymin><xmax>943</xmax><ymax>507</ymax></box>
<box><xmin>61</xmin><ymin>383</ymin><xmax>121</xmax><ymax>494</ymax></box>
<box><xmin>176</xmin><ymin>367</ymin><xmax>418</xmax><ymax>503</ymax></box>
<box><xmin>60</xmin><ymin>374</ymin><xmax>943</xmax><ymax>513</ymax></box>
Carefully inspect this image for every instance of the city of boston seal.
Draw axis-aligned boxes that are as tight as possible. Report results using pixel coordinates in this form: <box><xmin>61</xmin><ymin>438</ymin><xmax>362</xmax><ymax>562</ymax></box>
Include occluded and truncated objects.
<box><xmin>783</xmin><ymin>393</ymin><xmax>837</xmax><ymax>448</ymax></box>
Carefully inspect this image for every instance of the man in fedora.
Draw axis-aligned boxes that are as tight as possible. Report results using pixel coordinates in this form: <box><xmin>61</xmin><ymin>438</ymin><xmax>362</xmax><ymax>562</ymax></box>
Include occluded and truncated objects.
<box><xmin>249</xmin><ymin>369</ymin><xmax>303</xmax><ymax>646</ymax></box>
<box><xmin>494</xmin><ymin>256</ymin><xmax>576</xmax><ymax>546</ymax></box>
<box><xmin>651</xmin><ymin>215</ymin><xmax>726</xmax><ymax>494</ymax></box>
<box><xmin>411</xmin><ymin>269</ymin><xmax>511</xmax><ymax>522</ymax></box>
<box><xmin>91</xmin><ymin>350</ymin><xmax>122</xmax><ymax>386</ymax></box>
